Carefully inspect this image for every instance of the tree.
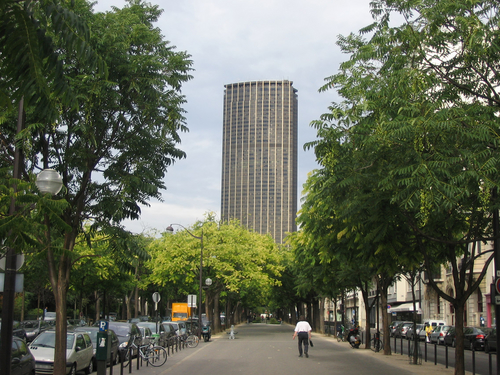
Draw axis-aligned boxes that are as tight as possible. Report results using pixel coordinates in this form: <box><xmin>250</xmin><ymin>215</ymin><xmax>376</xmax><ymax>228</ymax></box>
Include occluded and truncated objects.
<box><xmin>305</xmin><ymin>1</ymin><xmax>500</xmax><ymax>373</ymax></box>
<box><xmin>1</xmin><ymin>0</ymin><xmax>193</xmax><ymax>372</ymax></box>
<box><xmin>146</xmin><ymin>216</ymin><xmax>284</xmax><ymax>330</ymax></box>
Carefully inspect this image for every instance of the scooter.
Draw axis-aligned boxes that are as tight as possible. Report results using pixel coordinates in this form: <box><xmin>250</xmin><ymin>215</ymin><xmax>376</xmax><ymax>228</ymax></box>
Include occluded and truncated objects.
<box><xmin>201</xmin><ymin>321</ymin><xmax>211</xmax><ymax>342</ymax></box>
<box><xmin>347</xmin><ymin>327</ymin><xmax>361</xmax><ymax>349</ymax></box>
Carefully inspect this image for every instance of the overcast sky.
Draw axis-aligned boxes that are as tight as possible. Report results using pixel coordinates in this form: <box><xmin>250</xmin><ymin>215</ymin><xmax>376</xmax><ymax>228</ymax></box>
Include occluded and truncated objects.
<box><xmin>93</xmin><ymin>0</ymin><xmax>377</xmax><ymax>235</ymax></box>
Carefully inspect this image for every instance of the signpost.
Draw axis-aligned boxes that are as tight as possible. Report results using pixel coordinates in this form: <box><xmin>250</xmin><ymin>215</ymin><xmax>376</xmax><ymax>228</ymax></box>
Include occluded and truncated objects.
<box><xmin>152</xmin><ymin>292</ymin><xmax>161</xmax><ymax>343</ymax></box>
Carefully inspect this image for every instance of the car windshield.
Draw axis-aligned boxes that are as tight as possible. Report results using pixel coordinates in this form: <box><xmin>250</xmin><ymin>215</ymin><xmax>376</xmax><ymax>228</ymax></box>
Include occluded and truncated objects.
<box><xmin>32</xmin><ymin>332</ymin><xmax>74</xmax><ymax>350</ymax></box>
<box><xmin>112</xmin><ymin>326</ymin><xmax>131</xmax><ymax>337</ymax></box>
<box><xmin>32</xmin><ymin>332</ymin><xmax>56</xmax><ymax>348</ymax></box>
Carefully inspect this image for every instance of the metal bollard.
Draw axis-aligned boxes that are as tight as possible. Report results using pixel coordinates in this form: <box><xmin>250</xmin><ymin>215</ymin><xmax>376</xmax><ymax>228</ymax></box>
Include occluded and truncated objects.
<box><xmin>434</xmin><ymin>343</ymin><xmax>437</xmax><ymax>365</ymax></box>
<box><xmin>445</xmin><ymin>344</ymin><xmax>448</xmax><ymax>368</ymax></box>
<box><xmin>472</xmin><ymin>346</ymin><xmax>475</xmax><ymax>375</ymax></box>
<box><xmin>424</xmin><ymin>340</ymin><xmax>427</xmax><ymax>362</ymax></box>
<box><xmin>401</xmin><ymin>337</ymin><xmax>404</xmax><ymax>355</ymax></box>
<box><xmin>128</xmin><ymin>346</ymin><xmax>132</xmax><ymax>374</ymax></box>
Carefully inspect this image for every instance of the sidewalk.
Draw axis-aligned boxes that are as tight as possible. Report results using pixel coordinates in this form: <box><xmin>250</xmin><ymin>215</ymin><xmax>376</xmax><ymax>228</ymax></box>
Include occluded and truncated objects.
<box><xmin>321</xmin><ymin>333</ymin><xmax>470</xmax><ymax>375</ymax></box>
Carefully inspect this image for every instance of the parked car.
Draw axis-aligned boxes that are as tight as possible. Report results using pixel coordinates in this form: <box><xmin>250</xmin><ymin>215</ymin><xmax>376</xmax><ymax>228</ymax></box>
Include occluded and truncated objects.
<box><xmin>389</xmin><ymin>321</ymin><xmax>404</xmax><ymax>337</ymax></box>
<box><xmin>424</xmin><ymin>319</ymin><xmax>446</xmax><ymax>328</ymax></box>
<box><xmin>74</xmin><ymin>326</ymin><xmax>119</xmax><ymax>367</ymax></box>
<box><xmin>430</xmin><ymin>325</ymin><xmax>453</xmax><ymax>345</ymax></box>
<box><xmin>406</xmin><ymin>324</ymin><xmax>425</xmax><ymax>341</ymax></box>
<box><xmin>42</xmin><ymin>312</ymin><xmax>56</xmax><ymax>321</ymax></box>
<box><xmin>444</xmin><ymin>326</ymin><xmax>487</xmax><ymax>350</ymax></box>
<box><xmin>167</xmin><ymin>321</ymin><xmax>188</xmax><ymax>340</ymax></box>
<box><xmin>137</xmin><ymin>322</ymin><xmax>171</xmax><ymax>347</ymax></box>
<box><xmin>0</xmin><ymin>321</ymin><xmax>27</xmax><ymax>341</ymax></box>
<box><xmin>22</xmin><ymin>320</ymin><xmax>50</xmax><ymax>343</ymax></box>
<box><xmin>2</xmin><ymin>336</ymin><xmax>36</xmax><ymax>375</ymax></box>
<box><xmin>485</xmin><ymin>328</ymin><xmax>497</xmax><ymax>353</ymax></box>
<box><xmin>29</xmin><ymin>329</ymin><xmax>93</xmax><ymax>374</ymax></box>
<box><xmin>107</xmin><ymin>322</ymin><xmax>141</xmax><ymax>359</ymax></box>
<box><xmin>184</xmin><ymin>320</ymin><xmax>199</xmax><ymax>335</ymax></box>
<box><xmin>444</xmin><ymin>326</ymin><xmax>457</xmax><ymax>347</ymax></box>
<box><xmin>162</xmin><ymin>322</ymin><xmax>180</xmax><ymax>345</ymax></box>
<box><xmin>393</xmin><ymin>321</ymin><xmax>412</xmax><ymax>338</ymax></box>
<box><xmin>464</xmin><ymin>327</ymin><xmax>488</xmax><ymax>350</ymax></box>
<box><xmin>138</xmin><ymin>326</ymin><xmax>153</xmax><ymax>346</ymax></box>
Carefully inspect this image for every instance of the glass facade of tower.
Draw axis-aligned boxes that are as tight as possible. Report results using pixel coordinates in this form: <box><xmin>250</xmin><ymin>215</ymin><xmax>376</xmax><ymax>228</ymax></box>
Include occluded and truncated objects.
<box><xmin>221</xmin><ymin>80</ymin><xmax>298</xmax><ymax>243</ymax></box>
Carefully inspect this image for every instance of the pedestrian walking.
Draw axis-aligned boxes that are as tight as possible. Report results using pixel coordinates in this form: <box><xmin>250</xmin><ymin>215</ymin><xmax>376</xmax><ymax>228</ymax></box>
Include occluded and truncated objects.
<box><xmin>292</xmin><ymin>315</ymin><xmax>312</xmax><ymax>358</ymax></box>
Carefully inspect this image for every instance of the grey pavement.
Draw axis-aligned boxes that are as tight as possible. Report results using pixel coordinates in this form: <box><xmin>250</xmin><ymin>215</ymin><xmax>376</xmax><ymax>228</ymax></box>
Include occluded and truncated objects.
<box><xmin>109</xmin><ymin>323</ymin><xmax>467</xmax><ymax>375</ymax></box>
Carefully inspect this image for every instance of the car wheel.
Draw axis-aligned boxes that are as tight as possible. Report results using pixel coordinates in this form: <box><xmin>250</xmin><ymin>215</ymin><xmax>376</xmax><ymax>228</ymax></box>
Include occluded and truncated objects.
<box><xmin>68</xmin><ymin>365</ymin><xmax>77</xmax><ymax>375</ymax></box>
<box><xmin>84</xmin><ymin>359</ymin><xmax>93</xmax><ymax>374</ymax></box>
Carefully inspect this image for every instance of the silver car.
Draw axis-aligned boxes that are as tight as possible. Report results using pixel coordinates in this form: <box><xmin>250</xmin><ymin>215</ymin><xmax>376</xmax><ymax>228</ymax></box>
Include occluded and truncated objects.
<box><xmin>29</xmin><ymin>330</ymin><xmax>94</xmax><ymax>375</ymax></box>
<box><xmin>430</xmin><ymin>325</ymin><xmax>453</xmax><ymax>345</ymax></box>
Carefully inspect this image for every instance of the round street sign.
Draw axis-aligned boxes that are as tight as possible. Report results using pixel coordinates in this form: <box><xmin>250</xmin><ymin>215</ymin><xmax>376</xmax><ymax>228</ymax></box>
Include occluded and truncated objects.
<box><xmin>495</xmin><ymin>279</ymin><xmax>500</xmax><ymax>294</ymax></box>
<box><xmin>152</xmin><ymin>292</ymin><xmax>161</xmax><ymax>303</ymax></box>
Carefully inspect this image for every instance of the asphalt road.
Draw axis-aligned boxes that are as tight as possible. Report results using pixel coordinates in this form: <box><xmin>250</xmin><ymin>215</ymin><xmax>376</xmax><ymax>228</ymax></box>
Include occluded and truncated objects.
<box><xmin>108</xmin><ymin>323</ymin><xmax>466</xmax><ymax>375</ymax></box>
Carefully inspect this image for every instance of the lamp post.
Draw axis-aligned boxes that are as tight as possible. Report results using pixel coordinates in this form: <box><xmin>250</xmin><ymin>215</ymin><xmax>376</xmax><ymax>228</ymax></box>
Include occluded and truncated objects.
<box><xmin>166</xmin><ymin>224</ymin><xmax>203</xmax><ymax>339</ymax></box>
<box><xmin>0</xmin><ymin>168</ymin><xmax>62</xmax><ymax>374</ymax></box>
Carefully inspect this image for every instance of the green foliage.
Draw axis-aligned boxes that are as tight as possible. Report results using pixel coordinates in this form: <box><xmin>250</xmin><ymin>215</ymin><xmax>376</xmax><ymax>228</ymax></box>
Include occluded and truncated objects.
<box><xmin>298</xmin><ymin>0</ymin><xmax>500</xmax><ymax>367</ymax></box>
<box><xmin>146</xmin><ymin>216</ymin><xmax>284</xmax><ymax>311</ymax></box>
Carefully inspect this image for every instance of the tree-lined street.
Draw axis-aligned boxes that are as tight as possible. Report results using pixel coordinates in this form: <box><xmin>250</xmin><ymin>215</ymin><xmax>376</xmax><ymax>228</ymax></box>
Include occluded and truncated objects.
<box><xmin>122</xmin><ymin>324</ymin><xmax>458</xmax><ymax>375</ymax></box>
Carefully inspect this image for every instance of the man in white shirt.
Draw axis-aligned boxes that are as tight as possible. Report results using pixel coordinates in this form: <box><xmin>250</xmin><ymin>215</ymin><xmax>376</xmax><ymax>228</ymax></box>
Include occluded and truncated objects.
<box><xmin>292</xmin><ymin>315</ymin><xmax>312</xmax><ymax>358</ymax></box>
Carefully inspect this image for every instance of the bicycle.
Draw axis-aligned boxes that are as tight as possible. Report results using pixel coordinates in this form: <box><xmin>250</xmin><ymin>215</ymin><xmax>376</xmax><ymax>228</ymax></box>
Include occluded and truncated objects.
<box><xmin>121</xmin><ymin>341</ymin><xmax>167</xmax><ymax>367</ymax></box>
<box><xmin>185</xmin><ymin>334</ymin><xmax>199</xmax><ymax>348</ymax></box>
<box><xmin>370</xmin><ymin>334</ymin><xmax>383</xmax><ymax>352</ymax></box>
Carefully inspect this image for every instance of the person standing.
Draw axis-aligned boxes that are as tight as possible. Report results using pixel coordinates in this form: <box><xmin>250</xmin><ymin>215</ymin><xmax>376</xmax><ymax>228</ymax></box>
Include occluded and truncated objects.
<box><xmin>292</xmin><ymin>315</ymin><xmax>312</xmax><ymax>358</ymax></box>
<box><xmin>425</xmin><ymin>323</ymin><xmax>432</xmax><ymax>343</ymax></box>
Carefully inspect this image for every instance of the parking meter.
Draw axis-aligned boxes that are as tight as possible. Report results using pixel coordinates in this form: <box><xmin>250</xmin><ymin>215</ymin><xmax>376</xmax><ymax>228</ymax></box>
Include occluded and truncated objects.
<box><xmin>96</xmin><ymin>331</ymin><xmax>110</xmax><ymax>375</ymax></box>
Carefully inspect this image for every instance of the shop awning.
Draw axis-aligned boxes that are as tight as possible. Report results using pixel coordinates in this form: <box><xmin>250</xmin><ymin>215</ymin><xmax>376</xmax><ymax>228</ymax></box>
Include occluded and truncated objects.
<box><xmin>388</xmin><ymin>302</ymin><xmax>422</xmax><ymax>314</ymax></box>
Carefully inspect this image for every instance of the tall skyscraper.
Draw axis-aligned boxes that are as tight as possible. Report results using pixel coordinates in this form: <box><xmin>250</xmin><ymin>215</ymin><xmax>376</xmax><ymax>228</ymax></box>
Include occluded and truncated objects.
<box><xmin>221</xmin><ymin>80</ymin><xmax>298</xmax><ymax>243</ymax></box>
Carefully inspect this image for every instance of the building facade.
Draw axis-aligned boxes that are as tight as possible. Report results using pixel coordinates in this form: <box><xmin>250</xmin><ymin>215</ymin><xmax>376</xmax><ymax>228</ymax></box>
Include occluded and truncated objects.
<box><xmin>221</xmin><ymin>80</ymin><xmax>298</xmax><ymax>243</ymax></box>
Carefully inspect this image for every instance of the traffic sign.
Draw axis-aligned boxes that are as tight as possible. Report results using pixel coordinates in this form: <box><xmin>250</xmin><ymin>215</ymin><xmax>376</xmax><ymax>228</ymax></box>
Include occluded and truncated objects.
<box><xmin>188</xmin><ymin>294</ymin><xmax>197</xmax><ymax>308</ymax></box>
<box><xmin>152</xmin><ymin>292</ymin><xmax>161</xmax><ymax>303</ymax></box>
<box><xmin>99</xmin><ymin>320</ymin><xmax>108</xmax><ymax>332</ymax></box>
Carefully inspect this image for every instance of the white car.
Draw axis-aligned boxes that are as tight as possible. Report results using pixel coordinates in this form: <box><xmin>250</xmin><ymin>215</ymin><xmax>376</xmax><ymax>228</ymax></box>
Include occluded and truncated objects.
<box><xmin>29</xmin><ymin>330</ymin><xmax>94</xmax><ymax>375</ymax></box>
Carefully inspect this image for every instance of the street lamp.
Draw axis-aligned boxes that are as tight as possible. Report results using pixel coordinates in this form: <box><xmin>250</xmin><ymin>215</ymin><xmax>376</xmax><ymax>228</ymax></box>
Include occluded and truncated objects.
<box><xmin>166</xmin><ymin>224</ymin><xmax>203</xmax><ymax>339</ymax></box>
<box><xmin>0</xmin><ymin>168</ymin><xmax>63</xmax><ymax>374</ymax></box>
<box><xmin>36</xmin><ymin>169</ymin><xmax>63</xmax><ymax>195</ymax></box>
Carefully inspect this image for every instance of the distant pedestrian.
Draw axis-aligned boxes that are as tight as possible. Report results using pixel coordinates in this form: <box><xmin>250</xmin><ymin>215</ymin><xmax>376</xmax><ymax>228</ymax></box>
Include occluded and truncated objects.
<box><xmin>425</xmin><ymin>323</ymin><xmax>432</xmax><ymax>343</ymax></box>
<box><xmin>292</xmin><ymin>315</ymin><xmax>312</xmax><ymax>358</ymax></box>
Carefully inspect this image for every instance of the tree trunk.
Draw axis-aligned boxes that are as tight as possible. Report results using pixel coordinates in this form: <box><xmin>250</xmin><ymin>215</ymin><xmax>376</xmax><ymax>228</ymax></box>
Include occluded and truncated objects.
<box><xmin>380</xmin><ymin>283</ymin><xmax>391</xmax><ymax>355</ymax></box>
<box><xmin>50</xmin><ymin>252</ymin><xmax>71</xmax><ymax>375</ymax></box>
<box><xmin>313</xmin><ymin>298</ymin><xmax>321</xmax><ymax>332</ymax></box>
<box><xmin>319</xmin><ymin>297</ymin><xmax>325</xmax><ymax>334</ymax></box>
<box><xmin>134</xmin><ymin>286</ymin><xmax>139</xmax><ymax>317</ymax></box>
<box><xmin>95</xmin><ymin>292</ymin><xmax>100</xmax><ymax>322</ymax></box>
<box><xmin>454</xmin><ymin>304</ymin><xmax>465</xmax><ymax>375</ymax></box>
<box><xmin>213</xmin><ymin>292</ymin><xmax>220</xmax><ymax>333</ymax></box>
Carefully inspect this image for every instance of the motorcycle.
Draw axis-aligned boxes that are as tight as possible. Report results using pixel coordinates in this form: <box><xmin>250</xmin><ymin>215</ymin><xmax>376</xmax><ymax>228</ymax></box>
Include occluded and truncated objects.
<box><xmin>201</xmin><ymin>321</ymin><xmax>211</xmax><ymax>342</ymax></box>
<box><xmin>347</xmin><ymin>327</ymin><xmax>361</xmax><ymax>349</ymax></box>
